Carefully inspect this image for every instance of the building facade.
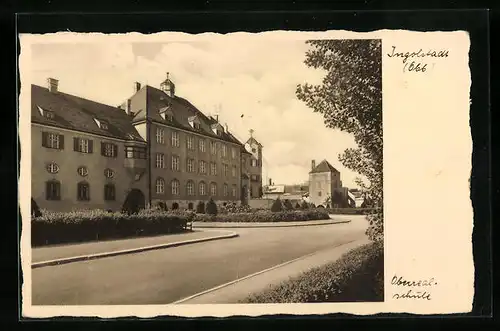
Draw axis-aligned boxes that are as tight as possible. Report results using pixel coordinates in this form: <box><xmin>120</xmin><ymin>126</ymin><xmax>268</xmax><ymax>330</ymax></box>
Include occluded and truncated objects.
<box><xmin>31</xmin><ymin>75</ymin><xmax>261</xmax><ymax>212</ymax></box>
<box><xmin>31</xmin><ymin>79</ymin><xmax>149</xmax><ymax>212</ymax></box>
<box><xmin>308</xmin><ymin>159</ymin><xmax>348</xmax><ymax>207</ymax></box>
<box><xmin>245</xmin><ymin>134</ymin><xmax>264</xmax><ymax>198</ymax></box>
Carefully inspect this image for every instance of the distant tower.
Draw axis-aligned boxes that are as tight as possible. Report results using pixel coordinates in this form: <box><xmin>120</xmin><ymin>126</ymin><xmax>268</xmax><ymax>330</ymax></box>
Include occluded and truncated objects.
<box><xmin>160</xmin><ymin>72</ymin><xmax>176</xmax><ymax>97</ymax></box>
<box><xmin>245</xmin><ymin>129</ymin><xmax>263</xmax><ymax>198</ymax></box>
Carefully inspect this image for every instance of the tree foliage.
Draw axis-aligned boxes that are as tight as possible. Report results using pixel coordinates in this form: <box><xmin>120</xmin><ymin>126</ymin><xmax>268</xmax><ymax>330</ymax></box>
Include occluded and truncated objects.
<box><xmin>296</xmin><ymin>39</ymin><xmax>383</xmax><ymax>241</ymax></box>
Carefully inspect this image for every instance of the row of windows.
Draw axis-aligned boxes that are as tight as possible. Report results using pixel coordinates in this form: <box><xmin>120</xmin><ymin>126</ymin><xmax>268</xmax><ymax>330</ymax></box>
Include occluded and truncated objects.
<box><xmin>45</xmin><ymin>180</ymin><xmax>115</xmax><ymax>201</ymax></box>
<box><xmin>155</xmin><ymin>178</ymin><xmax>237</xmax><ymax>197</ymax></box>
<box><xmin>46</xmin><ymin>162</ymin><xmax>115</xmax><ymax>178</ymax></box>
<box><xmin>155</xmin><ymin>128</ymin><xmax>239</xmax><ymax>159</ymax></box>
<box><xmin>155</xmin><ymin>154</ymin><xmax>238</xmax><ymax>176</ymax></box>
<box><xmin>42</xmin><ymin>132</ymin><xmax>147</xmax><ymax>159</ymax></box>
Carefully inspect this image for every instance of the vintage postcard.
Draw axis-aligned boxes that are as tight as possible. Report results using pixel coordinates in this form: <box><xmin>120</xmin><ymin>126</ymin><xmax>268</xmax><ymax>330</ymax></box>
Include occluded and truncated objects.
<box><xmin>18</xmin><ymin>30</ymin><xmax>473</xmax><ymax>318</ymax></box>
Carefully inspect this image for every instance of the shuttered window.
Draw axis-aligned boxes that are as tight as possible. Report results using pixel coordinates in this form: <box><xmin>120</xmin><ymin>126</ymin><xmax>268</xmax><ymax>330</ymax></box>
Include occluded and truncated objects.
<box><xmin>42</xmin><ymin>132</ymin><xmax>64</xmax><ymax>149</ymax></box>
<box><xmin>101</xmin><ymin>142</ymin><xmax>118</xmax><ymax>157</ymax></box>
<box><xmin>73</xmin><ymin>137</ymin><xmax>93</xmax><ymax>154</ymax></box>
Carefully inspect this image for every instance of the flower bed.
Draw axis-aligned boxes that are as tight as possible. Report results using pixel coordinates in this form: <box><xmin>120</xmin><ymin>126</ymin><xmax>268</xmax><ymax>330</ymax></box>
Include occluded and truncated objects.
<box><xmin>31</xmin><ymin>209</ymin><xmax>195</xmax><ymax>247</ymax></box>
<box><xmin>241</xmin><ymin>241</ymin><xmax>384</xmax><ymax>303</ymax></box>
<box><xmin>194</xmin><ymin>209</ymin><xmax>330</xmax><ymax>223</ymax></box>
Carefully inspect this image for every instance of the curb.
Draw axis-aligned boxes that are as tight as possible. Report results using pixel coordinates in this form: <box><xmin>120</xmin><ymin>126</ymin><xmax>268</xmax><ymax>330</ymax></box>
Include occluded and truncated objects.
<box><xmin>193</xmin><ymin>220</ymin><xmax>351</xmax><ymax>229</ymax></box>
<box><xmin>32</xmin><ymin>230</ymin><xmax>239</xmax><ymax>269</ymax></box>
<box><xmin>172</xmin><ymin>238</ymin><xmax>362</xmax><ymax>304</ymax></box>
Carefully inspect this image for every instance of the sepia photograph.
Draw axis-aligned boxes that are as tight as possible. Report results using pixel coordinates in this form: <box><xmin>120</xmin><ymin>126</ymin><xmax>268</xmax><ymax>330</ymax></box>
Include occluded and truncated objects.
<box><xmin>26</xmin><ymin>35</ymin><xmax>383</xmax><ymax>306</ymax></box>
<box><xmin>19</xmin><ymin>28</ymin><xmax>474</xmax><ymax>318</ymax></box>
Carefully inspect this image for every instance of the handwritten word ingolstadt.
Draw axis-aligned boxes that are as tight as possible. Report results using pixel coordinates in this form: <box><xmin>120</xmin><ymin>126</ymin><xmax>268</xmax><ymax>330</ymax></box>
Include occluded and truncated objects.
<box><xmin>387</xmin><ymin>45</ymin><xmax>449</xmax><ymax>73</ymax></box>
<box><xmin>391</xmin><ymin>275</ymin><xmax>438</xmax><ymax>301</ymax></box>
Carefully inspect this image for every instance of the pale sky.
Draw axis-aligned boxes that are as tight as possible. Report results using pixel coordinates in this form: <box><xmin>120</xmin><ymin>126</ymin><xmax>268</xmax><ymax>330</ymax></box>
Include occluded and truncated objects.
<box><xmin>30</xmin><ymin>36</ymin><xmax>360</xmax><ymax>187</ymax></box>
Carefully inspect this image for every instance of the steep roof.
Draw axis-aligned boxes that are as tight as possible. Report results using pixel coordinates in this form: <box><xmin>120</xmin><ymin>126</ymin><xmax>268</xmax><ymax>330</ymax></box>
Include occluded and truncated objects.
<box><xmin>246</xmin><ymin>136</ymin><xmax>263</xmax><ymax>148</ymax></box>
<box><xmin>129</xmin><ymin>85</ymin><xmax>245</xmax><ymax>146</ymax></box>
<box><xmin>31</xmin><ymin>84</ymin><xmax>144</xmax><ymax>142</ymax></box>
<box><xmin>310</xmin><ymin>159</ymin><xmax>340</xmax><ymax>174</ymax></box>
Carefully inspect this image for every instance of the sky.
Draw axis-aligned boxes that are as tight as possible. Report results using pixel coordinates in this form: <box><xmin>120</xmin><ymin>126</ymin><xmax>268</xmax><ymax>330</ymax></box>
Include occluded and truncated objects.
<box><xmin>30</xmin><ymin>35</ymin><xmax>360</xmax><ymax>187</ymax></box>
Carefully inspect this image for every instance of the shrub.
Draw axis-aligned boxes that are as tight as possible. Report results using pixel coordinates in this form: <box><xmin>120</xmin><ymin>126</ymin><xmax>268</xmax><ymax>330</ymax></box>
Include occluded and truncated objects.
<box><xmin>155</xmin><ymin>201</ymin><xmax>168</xmax><ymax>211</ymax></box>
<box><xmin>194</xmin><ymin>209</ymin><xmax>330</xmax><ymax>223</ymax></box>
<box><xmin>31</xmin><ymin>209</ymin><xmax>191</xmax><ymax>247</ymax></box>
<box><xmin>206</xmin><ymin>198</ymin><xmax>218</xmax><ymax>216</ymax></box>
<box><xmin>196</xmin><ymin>201</ymin><xmax>205</xmax><ymax>214</ymax></box>
<box><xmin>271</xmin><ymin>198</ymin><xmax>283</xmax><ymax>212</ymax></box>
<box><xmin>31</xmin><ymin>198</ymin><xmax>42</xmax><ymax>218</ymax></box>
<box><xmin>283</xmin><ymin>199</ymin><xmax>294</xmax><ymax>210</ymax></box>
<box><xmin>301</xmin><ymin>200</ymin><xmax>309</xmax><ymax>210</ymax></box>
<box><xmin>220</xmin><ymin>202</ymin><xmax>252</xmax><ymax>214</ymax></box>
<box><xmin>295</xmin><ymin>202</ymin><xmax>301</xmax><ymax>209</ymax></box>
<box><xmin>242</xmin><ymin>241</ymin><xmax>384</xmax><ymax>303</ymax></box>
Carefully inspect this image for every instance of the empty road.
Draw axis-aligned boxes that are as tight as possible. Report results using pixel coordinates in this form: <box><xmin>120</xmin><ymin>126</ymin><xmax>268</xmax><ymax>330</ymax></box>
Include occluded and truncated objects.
<box><xmin>31</xmin><ymin>215</ymin><xmax>368</xmax><ymax>305</ymax></box>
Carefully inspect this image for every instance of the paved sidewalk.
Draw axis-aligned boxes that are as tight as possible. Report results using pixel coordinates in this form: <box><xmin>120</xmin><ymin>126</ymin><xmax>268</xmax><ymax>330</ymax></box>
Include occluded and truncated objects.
<box><xmin>174</xmin><ymin>237</ymin><xmax>370</xmax><ymax>304</ymax></box>
<box><xmin>193</xmin><ymin>219</ymin><xmax>351</xmax><ymax>228</ymax></box>
<box><xmin>32</xmin><ymin>230</ymin><xmax>229</xmax><ymax>263</ymax></box>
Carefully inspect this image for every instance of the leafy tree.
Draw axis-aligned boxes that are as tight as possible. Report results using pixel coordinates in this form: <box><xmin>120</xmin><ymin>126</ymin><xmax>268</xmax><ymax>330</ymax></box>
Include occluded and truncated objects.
<box><xmin>301</xmin><ymin>200</ymin><xmax>309</xmax><ymax>210</ymax></box>
<box><xmin>206</xmin><ymin>198</ymin><xmax>218</xmax><ymax>216</ymax></box>
<box><xmin>271</xmin><ymin>198</ymin><xmax>283</xmax><ymax>212</ymax></box>
<box><xmin>283</xmin><ymin>199</ymin><xmax>294</xmax><ymax>210</ymax></box>
<box><xmin>296</xmin><ymin>39</ymin><xmax>383</xmax><ymax>241</ymax></box>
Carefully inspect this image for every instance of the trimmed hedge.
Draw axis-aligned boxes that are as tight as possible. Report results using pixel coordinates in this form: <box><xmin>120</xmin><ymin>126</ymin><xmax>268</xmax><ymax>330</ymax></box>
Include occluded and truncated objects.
<box><xmin>32</xmin><ymin>209</ymin><xmax>194</xmax><ymax>247</ymax></box>
<box><xmin>206</xmin><ymin>198</ymin><xmax>218</xmax><ymax>215</ymax></box>
<box><xmin>195</xmin><ymin>209</ymin><xmax>330</xmax><ymax>223</ymax></box>
<box><xmin>271</xmin><ymin>198</ymin><xmax>283</xmax><ymax>212</ymax></box>
<box><xmin>323</xmin><ymin>208</ymin><xmax>381</xmax><ymax>215</ymax></box>
<box><xmin>241</xmin><ymin>241</ymin><xmax>384</xmax><ymax>303</ymax></box>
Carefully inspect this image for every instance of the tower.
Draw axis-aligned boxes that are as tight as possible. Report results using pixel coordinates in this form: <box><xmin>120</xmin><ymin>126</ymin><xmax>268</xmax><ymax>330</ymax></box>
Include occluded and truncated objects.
<box><xmin>245</xmin><ymin>129</ymin><xmax>263</xmax><ymax>198</ymax></box>
<box><xmin>160</xmin><ymin>72</ymin><xmax>176</xmax><ymax>97</ymax></box>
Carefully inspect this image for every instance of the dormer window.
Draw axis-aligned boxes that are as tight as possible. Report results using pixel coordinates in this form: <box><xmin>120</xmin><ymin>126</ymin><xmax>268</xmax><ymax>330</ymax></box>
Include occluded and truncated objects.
<box><xmin>211</xmin><ymin>123</ymin><xmax>224</xmax><ymax>136</ymax></box>
<box><xmin>94</xmin><ymin>118</ymin><xmax>109</xmax><ymax>130</ymax></box>
<box><xmin>159</xmin><ymin>106</ymin><xmax>173</xmax><ymax>122</ymax></box>
<box><xmin>188</xmin><ymin>115</ymin><xmax>202</xmax><ymax>130</ymax></box>
<box><xmin>38</xmin><ymin>106</ymin><xmax>55</xmax><ymax>119</ymax></box>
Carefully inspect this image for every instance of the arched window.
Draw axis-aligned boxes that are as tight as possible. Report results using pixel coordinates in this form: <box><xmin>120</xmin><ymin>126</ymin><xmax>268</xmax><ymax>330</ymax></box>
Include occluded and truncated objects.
<box><xmin>188</xmin><ymin>202</ymin><xmax>194</xmax><ymax>210</ymax></box>
<box><xmin>199</xmin><ymin>181</ymin><xmax>206</xmax><ymax>196</ymax></box>
<box><xmin>156</xmin><ymin>177</ymin><xmax>165</xmax><ymax>194</ymax></box>
<box><xmin>172</xmin><ymin>202</ymin><xmax>179</xmax><ymax>210</ymax></box>
<box><xmin>104</xmin><ymin>183</ymin><xmax>116</xmax><ymax>201</ymax></box>
<box><xmin>186</xmin><ymin>180</ymin><xmax>195</xmax><ymax>196</ymax></box>
<box><xmin>223</xmin><ymin>183</ymin><xmax>229</xmax><ymax>196</ymax></box>
<box><xmin>232</xmin><ymin>185</ymin><xmax>237</xmax><ymax>197</ymax></box>
<box><xmin>210</xmin><ymin>182</ymin><xmax>217</xmax><ymax>197</ymax></box>
<box><xmin>77</xmin><ymin>181</ymin><xmax>90</xmax><ymax>201</ymax></box>
<box><xmin>171</xmin><ymin>179</ymin><xmax>180</xmax><ymax>195</ymax></box>
<box><xmin>45</xmin><ymin>180</ymin><xmax>61</xmax><ymax>200</ymax></box>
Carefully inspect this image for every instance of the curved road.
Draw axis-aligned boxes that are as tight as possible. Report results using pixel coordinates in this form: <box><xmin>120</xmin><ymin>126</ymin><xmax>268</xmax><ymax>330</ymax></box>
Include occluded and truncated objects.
<box><xmin>31</xmin><ymin>215</ymin><xmax>368</xmax><ymax>305</ymax></box>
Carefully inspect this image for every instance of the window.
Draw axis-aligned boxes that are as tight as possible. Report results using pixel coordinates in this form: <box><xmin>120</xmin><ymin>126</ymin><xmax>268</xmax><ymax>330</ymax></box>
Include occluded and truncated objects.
<box><xmin>210</xmin><ymin>182</ymin><xmax>217</xmax><ymax>197</ymax></box>
<box><xmin>171</xmin><ymin>179</ymin><xmax>180</xmax><ymax>195</ymax></box>
<box><xmin>104</xmin><ymin>168</ymin><xmax>114</xmax><ymax>178</ymax></box>
<box><xmin>166</xmin><ymin>114</ymin><xmax>173</xmax><ymax>122</ymax></box>
<box><xmin>187</xmin><ymin>136</ymin><xmax>194</xmax><ymax>150</ymax></box>
<box><xmin>223</xmin><ymin>183</ymin><xmax>228</xmax><ymax>197</ymax></box>
<box><xmin>187</xmin><ymin>158</ymin><xmax>195</xmax><ymax>172</ymax></box>
<box><xmin>73</xmin><ymin>138</ymin><xmax>93</xmax><ymax>154</ymax></box>
<box><xmin>156</xmin><ymin>153</ymin><xmax>165</xmax><ymax>168</ymax></box>
<box><xmin>171</xmin><ymin>131</ymin><xmax>180</xmax><ymax>147</ymax></box>
<box><xmin>77</xmin><ymin>182</ymin><xmax>90</xmax><ymax>201</ymax></box>
<box><xmin>156</xmin><ymin>178</ymin><xmax>165</xmax><ymax>194</ymax></box>
<box><xmin>42</xmin><ymin>132</ymin><xmax>64</xmax><ymax>149</ymax></box>
<box><xmin>318</xmin><ymin>191</ymin><xmax>322</xmax><ymax>197</ymax></box>
<box><xmin>171</xmin><ymin>155</ymin><xmax>180</xmax><ymax>171</ymax></box>
<box><xmin>46</xmin><ymin>162</ymin><xmax>59</xmax><ymax>174</ymax></box>
<box><xmin>210</xmin><ymin>141</ymin><xmax>217</xmax><ymax>155</ymax></box>
<box><xmin>100</xmin><ymin>122</ymin><xmax>108</xmax><ymax>130</ymax></box>
<box><xmin>232</xmin><ymin>185</ymin><xmax>237</xmax><ymax>197</ymax></box>
<box><xmin>199</xmin><ymin>181</ymin><xmax>206</xmax><ymax>195</ymax></box>
<box><xmin>77</xmin><ymin>166</ymin><xmax>88</xmax><ymax>177</ymax></box>
<box><xmin>156</xmin><ymin>127</ymin><xmax>165</xmax><ymax>144</ymax></box>
<box><xmin>221</xmin><ymin>144</ymin><xmax>227</xmax><ymax>157</ymax></box>
<box><xmin>104</xmin><ymin>184</ymin><xmax>116</xmax><ymax>201</ymax></box>
<box><xmin>210</xmin><ymin>162</ymin><xmax>217</xmax><ymax>176</ymax></box>
<box><xmin>45</xmin><ymin>180</ymin><xmax>61</xmax><ymax>200</ymax></box>
<box><xmin>251</xmin><ymin>159</ymin><xmax>257</xmax><ymax>167</ymax></box>
<box><xmin>232</xmin><ymin>165</ymin><xmax>237</xmax><ymax>177</ymax></box>
<box><xmin>199</xmin><ymin>160</ymin><xmax>207</xmax><ymax>174</ymax></box>
<box><xmin>223</xmin><ymin>164</ymin><xmax>228</xmax><ymax>176</ymax></box>
<box><xmin>251</xmin><ymin>174</ymin><xmax>260</xmax><ymax>182</ymax></box>
<box><xmin>232</xmin><ymin>148</ymin><xmax>237</xmax><ymax>159</ymax></box>
<box><xmin>125</xmin><ymin>146</ymin><xmax>147</xmax><ymax>159</ymax></box>
<box><xmin>199</xmin><ymin>139</ymin><xmax>206</xmax><ymax>152</ymax></box>
<box><xmin>45</xmin><ymin>111</ymin><xmax>55</xmax><ymax>119</ymax></box>
<box><xmin>186</xmin><ymin>181</ymin><xmax>195</xmax><ymax>196</ymax></box>
<box><xmin>194</xmin><ymin>122</ymin><xmax>201</xmax><ymax>130</ymax></box>
<box><xmin>101</xmin><ymin>142</ymin><xmax>117</xmax><ymax>157</ymax></box>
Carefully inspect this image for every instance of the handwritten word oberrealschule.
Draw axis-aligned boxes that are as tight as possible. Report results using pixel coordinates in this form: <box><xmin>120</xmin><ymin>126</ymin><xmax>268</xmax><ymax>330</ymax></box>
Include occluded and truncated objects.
<box><xmin>387</xmin><ymin>45</ymin><xmax>449</xmax><ymax>63</ymax></box>
<box><xmin>391</xmin><ymin>275</ymin><xmax>438</xmax><ymax>301</ymax></box>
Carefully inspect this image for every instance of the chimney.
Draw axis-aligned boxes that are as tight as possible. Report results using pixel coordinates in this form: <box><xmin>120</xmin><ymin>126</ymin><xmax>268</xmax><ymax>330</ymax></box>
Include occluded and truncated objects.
<box><xmin>311</xmin><ymin>160</ymin><xmax>316</xmax><ymax>170</ymax></box>
<box><xmin>134</xmin><ymin>82</ymin><xmax>141</xmax><ymax>93</ymax></box>
<box><xmin>269</xmin><ymin>178</ymin><xmax>272</xmax><ymax>186</ymax></box>
<box><xmin>125</xmin><ymin>99</ymin><xmax>131</xmax><ymax>115</ymax></box>
<box><xmin>47</xmin><ymin>78</ymin><xmax>59</xmax><ymax>93</ymax></box>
